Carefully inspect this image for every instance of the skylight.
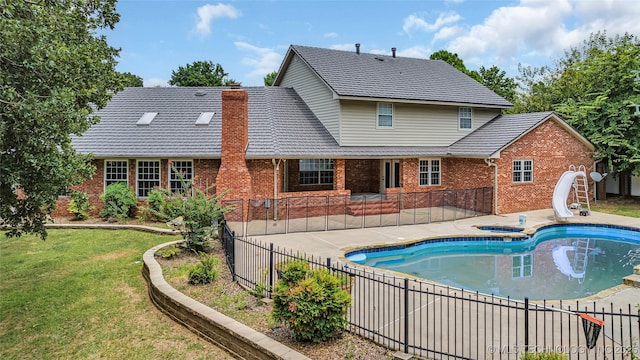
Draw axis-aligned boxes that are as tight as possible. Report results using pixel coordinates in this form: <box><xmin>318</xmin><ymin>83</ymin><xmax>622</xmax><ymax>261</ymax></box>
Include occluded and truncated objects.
<box><xmin>196</xmin><ymin>112</ymin><xmax>215</xmax><ymax>126</ymax></box>
<box><xmin>137</xmin><ymin>112</ymin><xmax>157</xmax><ymax>126</ymax></box>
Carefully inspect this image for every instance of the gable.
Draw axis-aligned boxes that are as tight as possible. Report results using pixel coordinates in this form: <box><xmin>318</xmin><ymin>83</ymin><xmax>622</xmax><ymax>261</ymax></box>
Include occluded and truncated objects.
<box><xmin>275</xmin><ymin>45</ymin><xmax>513</xmax><ymax>108</ymax></box>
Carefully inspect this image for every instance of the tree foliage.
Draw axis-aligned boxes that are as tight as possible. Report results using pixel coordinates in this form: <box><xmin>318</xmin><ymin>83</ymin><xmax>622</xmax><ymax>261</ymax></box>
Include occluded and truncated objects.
<box><xmin>430</xmin><ymin>50</ymin><xmax>481</xmax><ymax>82</ymax></box>
<box><xmin>0</xmin><ymin>0</ymin><xmax>123</xmax><ymax>239</ymax></box>
<box><xmin>515</xmin><ymin>32</ymin><xmax>640</xmax><ymax>179</ymax></box>
<box><xmin>168</xmin><ymin>60</ymin><xmax>238</xmax><ymax>86</ymax></box>
<box><xmin>119</xmin><ymin>71</ymin><xmax>143</xmax><ymax>87</ymax></box>
<box><xmin>263</xmin><ymin>71</ymin><xmax>277</xmax><ymax>86</ymax></box>
<box><xmin>478</xmin><ymin>65</ymin><xmax>517</xmax><ymax>104</ymax></box>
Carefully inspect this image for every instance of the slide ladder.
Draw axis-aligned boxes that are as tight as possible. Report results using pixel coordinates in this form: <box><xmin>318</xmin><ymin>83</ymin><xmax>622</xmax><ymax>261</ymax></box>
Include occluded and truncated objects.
<box><xmin>570</xmin><ymin>165</ymin><xmax>591</xmax><ymax>213</ymax></box>
<box><xmin>572</xmin><ymin>238</ymin><xmax>590</xmax><ymax>279</ymax></box>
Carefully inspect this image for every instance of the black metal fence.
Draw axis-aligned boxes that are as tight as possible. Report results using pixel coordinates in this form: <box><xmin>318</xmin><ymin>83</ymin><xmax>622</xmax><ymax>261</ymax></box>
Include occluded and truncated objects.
<box><xmin>222</xmin><ymin>187</ymin><xmax>493</xmax><ymax>237</ymax></box>
<box><xmin>219</xmin><ymin>225</ymin><xmax>640</xmax><ymax>359</ymax></box>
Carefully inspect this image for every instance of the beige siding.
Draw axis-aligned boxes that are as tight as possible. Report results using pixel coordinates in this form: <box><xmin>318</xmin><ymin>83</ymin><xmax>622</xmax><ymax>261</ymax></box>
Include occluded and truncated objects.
<box><xmin>340</xmin><ymin>101</ymin><xmax>501</xmax><ymax>146</ymax></box>
<box><xmin>280</xmin><ymin>55</ymin><xmax>341</xmax><ymax>142</ymax></box>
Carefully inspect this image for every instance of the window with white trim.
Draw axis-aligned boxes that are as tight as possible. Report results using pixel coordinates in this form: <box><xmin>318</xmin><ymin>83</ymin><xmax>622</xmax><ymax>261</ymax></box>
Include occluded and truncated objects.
<box><xmin>137</xmin><ymin>160</ymin><xmax>160</xmax><ymax>197</ymax></box>
<box><xmin>299</xmin><ymin>159</ymin><xmax>334</xmax><ymax>185</ymax></box>
<box><xmin>459</xmin><ymin>107</ymin><xmax>472</xmax><ymax>129</ymax></box>
<box><xmin>512</xmin><ymin>254</ymin><xmax>533</xmax><ymax>278</ymax></box>
<box><xmin>512</xmin><ymin>160</ymin><xmax>533</xmax><ymax>183</ymax></box>
<box><xmin>419</xmin><ymin>159</ymin><xmax>440</xmax><ymax>186</ymax></box>
<box><xmin>377</xmin><ymin>103</ymin><xmax>393</xmax><ymax>128</ymax></box>
<box><xmin>169</xmin><ymin>160</ymin><xmax>193</xmax><ymax>193</ymax></box>
<box><xmin>104</xmin><ymin>160</ymin><xmax>128</xmax><ymax>189</ymax></box>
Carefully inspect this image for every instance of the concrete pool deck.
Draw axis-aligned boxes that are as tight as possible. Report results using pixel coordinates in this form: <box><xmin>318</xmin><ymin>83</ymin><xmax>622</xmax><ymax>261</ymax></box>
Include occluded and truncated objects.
<box><xmin>253</xmin><ymin>208</ymin><xmax>640</xmax><ymax>309</ymax></box>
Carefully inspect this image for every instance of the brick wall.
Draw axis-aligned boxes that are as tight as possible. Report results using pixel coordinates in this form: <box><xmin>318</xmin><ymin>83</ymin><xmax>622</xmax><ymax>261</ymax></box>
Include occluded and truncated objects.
<box><xmin>495</xmin><ymin>119</ymin><xmax>594</xmax><ymax>214</ymax></box>
<box><xmin>344</xmin><ymin>159</ymin><xmax>379</xmax><ymax>193</ymax></box>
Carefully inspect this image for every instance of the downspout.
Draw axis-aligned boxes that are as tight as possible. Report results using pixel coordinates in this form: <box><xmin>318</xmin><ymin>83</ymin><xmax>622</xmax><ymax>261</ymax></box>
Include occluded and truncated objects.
<box><xmin>485</xmin><ymin>158</ymin><xmax>499</xmax><ymax>215</ymax></box>
<box><xmin>272</xmin><ymin>159</ymin><xmax>282</xmax><ymax>221</ymax></box>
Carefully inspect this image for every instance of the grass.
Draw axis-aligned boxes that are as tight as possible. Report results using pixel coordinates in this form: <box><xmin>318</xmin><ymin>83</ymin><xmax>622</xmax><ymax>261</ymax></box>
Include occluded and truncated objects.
<box><xmin>0</xmin><ymin>229</ymin><xmax>234</xmax><ymax>360</ymax></box>
<box><xmin>591</xmin><ymin>196</ymin><xmax>640</xmax><ymax>218</ymax></box>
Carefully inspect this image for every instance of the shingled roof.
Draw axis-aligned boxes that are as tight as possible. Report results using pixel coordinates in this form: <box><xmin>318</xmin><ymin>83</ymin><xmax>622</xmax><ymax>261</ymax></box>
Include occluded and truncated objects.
<box><xmin>71</xmin><ymin>87</ymin><xmax>451</xmax><ymax>159</ymax></box>
<box><xmin>275</xmin><ymin>45</ymin><xmax>513</xmax><ymax>108</ymax></box>
<box><xmin>447</xmin><ymin>111</ymin><xmax>594</xmax><ymax>158</ymax></box>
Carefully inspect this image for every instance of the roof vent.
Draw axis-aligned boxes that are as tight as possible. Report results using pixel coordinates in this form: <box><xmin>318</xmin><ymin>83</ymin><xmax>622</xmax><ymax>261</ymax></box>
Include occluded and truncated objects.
<box><xmin>195</xmin><ymin>112</ymin><xmax>215</xmax><ymax>126</ymax></box>
<box><xmin>194</xmin><ymin>90</ymin><xmax>207</xmax><ymax>96</ymax></box>
<box><xmin>136</xmin><ymin>112</ymin><xmax>157</xmax><ymax>126</ymax></box>
<box><xmin>355</xmin><ymin>43</ymin><xmax>360</xmax><ymax>54</ymax></box>
<box><xmin>392</xmin><ymin>47</ymin><xmax>396</xmax><ymax>58</ymax></box>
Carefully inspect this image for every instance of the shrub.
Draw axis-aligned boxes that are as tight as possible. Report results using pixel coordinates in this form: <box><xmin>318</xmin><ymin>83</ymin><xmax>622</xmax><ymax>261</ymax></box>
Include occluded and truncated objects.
<box><xmin>155</xmin><ymin>246</ymin><xmax>182</xmax><ymax>259</ymax></box>
<box><xmin>188</xmin><ymin>252</ymin><xmax>219</xmax><ymax>285</ymax></box>
<box><xmin>521</xmin><ymin>352</ymin><xmax>568</xmax><ymax>360</ymax></box>
<box><xmin>99</xmin><ymin>182</ymin><xmax>137</xmax><ymax>221</ymax></box>
<box><xmin>276</xmin><ymin>259</ymin><xmax>310</xmax><ymax>286</ymax></box>
<box><xmin>67</xmin><ymin>191</ymin><xmax>94</xmax><ymax>220</ymax></box>
<box><xmin>272</xmin><ymin>265</ymin><xmax>351</xmax><ymax>342</ymax></box>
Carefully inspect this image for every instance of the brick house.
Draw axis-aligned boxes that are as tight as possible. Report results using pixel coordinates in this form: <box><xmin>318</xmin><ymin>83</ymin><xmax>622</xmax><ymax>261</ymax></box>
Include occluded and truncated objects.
<box><xmin>54</xmin><ymin>45</ymin><xmax>595</xmax><ymax>220</ymax></box>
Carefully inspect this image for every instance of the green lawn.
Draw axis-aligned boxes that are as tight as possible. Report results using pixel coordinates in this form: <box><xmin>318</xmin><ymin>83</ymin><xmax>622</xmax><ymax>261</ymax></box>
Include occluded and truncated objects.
<box><xmin>591</xmin><ymin>196</ymin><xmax>640</xmax><ymax>218</ymax></box>
<box><xmin>0</xmin><ymin>229</ymin><xmax>233</xmax><ymax>360</ymax></box>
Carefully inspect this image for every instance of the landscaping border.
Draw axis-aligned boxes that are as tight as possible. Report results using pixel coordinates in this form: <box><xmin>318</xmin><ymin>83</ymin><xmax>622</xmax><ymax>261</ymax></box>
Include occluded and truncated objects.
<box><xmin>142</xmin><ymin>240</ymin><xmax>310</xmax><ymax>360</ymax></box>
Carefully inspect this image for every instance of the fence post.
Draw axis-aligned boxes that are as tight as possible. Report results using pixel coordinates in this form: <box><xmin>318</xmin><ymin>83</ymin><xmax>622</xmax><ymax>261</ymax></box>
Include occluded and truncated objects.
<box><xmin>326</xmin><ymin>257</ymin><xmax>331</xmax><ymax>269</ymax></box>
<box><xmin>524</xmin><ymin>297</ymin><xmax>529</xmax><ymax>353</ymax></box>
<box><xmin>404</xmin><ymin>277</ymin><xmax>409</xmax><ymax>354</ymax></box>
<box><xmin>230</xmin><ymin>230</ymin><xmax>236</xmax><ymax>281</ymax></box>
<box><xmin>269</xmin><ymin>243</ymin><xmax>274</xmax><ymax>298</ymax></box>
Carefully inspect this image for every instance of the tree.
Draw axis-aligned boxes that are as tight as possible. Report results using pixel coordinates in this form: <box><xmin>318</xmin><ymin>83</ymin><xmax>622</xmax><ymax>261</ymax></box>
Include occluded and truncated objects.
<box><xmin>478</xmin><ymin>65</ymin><xmax>517</xmax><ymax>104</ymax></box>
<box><xmin>168</xmin><ymin>60</ymin><xmax>238</xmax><ymax>86</ymax></box>
<box><xmin>429</xmin><ymin>50</ymin><xmax>481</xmax><ymax>82</ymax></box>
<box><xmin>0</xmin><ymin>0</ymin><xmax>123</xmax><ymax>239</ymax></box>
<box><xmin>120</xmin><ymin>72</ymin><xmax>143</xmax><ymax>87</ymax></box>
<box><xmin>264</xmin><ymin>71</ymin><xmax>277</xmax><ymax>86</ymax></box>
<box><xmin>552</xmin><ymin>32</ymin><xmax>640</xmax><ymax>193</ymax></box>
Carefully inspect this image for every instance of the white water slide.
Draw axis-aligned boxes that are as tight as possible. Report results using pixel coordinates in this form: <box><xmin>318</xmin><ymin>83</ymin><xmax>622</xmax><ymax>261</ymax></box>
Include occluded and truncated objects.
<box><xmin>552</xmin><ymin>170</ymin><xmax>586</xmax><ymax>218</ymax></box>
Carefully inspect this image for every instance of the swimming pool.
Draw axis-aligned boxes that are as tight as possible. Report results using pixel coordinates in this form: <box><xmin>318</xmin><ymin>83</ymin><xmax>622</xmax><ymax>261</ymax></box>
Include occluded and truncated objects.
<box><xmin>345</xmin><ymin>224</ymin><xmax>640</xmax><ymax>300</ymax></box>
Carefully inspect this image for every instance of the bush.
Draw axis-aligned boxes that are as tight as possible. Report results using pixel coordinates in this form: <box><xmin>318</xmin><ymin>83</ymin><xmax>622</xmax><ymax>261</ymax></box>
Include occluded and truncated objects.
<box><xmin>67</xmin><ymin>191</ymin><xmax>94</xmax><ymax>220</ymax></box>
<box><xmin>272</xmin><ymin>264</ymin><xmax>351</xmax><ymax>342</ymax></box>
<box><xmin>521</xmin><ymin>352</ymin><xmax>568</xmax><ymax>360</ymax></box>
<box><xmin>155</xmin><ymin>246</ymin><xmax>182</xmax><ymax>259</ymax></box>
<box><xmin>188</xmin><ymin>252</ymin><xmax>219</xmax><ymax>285</ymax></box>
<box><xmin>276</xmin><ymin>259</ymin><xmax>310</xmax><ymax>286</ymax></box>
<box><xmin>99</xmin><ymin>183</ymin><xmax>137</xmax><ymax>221</ymax></box>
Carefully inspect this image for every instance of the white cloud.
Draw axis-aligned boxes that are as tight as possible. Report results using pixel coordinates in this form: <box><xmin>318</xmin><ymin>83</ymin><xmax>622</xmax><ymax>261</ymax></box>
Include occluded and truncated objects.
<box><xmin>324</xmin><ymin>32</ymin><xmax>338</xmax><ymax>38</ymax></box>
<box><xmin>403</xmin><ymin>12</ymin><xmax>461</xmax><ymax>33</ymax></box>
<box><xmin>143</xmin><ymin>78</ymin><xmax>169</xmax><ymax>87</ymax></box>
<box><xmin>397</xmin><ymin>45</ymin><xmax>431</xmax><ymax>59</ymax></box>
<box><xmin>444</xmin><ymin>0</ymin><xmax>640</xmax><ymax>68</ymax></box>
<box><xmin>433</xmin><ymin>25</ymin><xmax>464</xmax><ymax>42</ymax></box>
<box><xmin>234</xmin><ymin>42</ymin><xmax>282</xmax><ymax>80</ymax></box>
<box><xmin>330</xmin><ymin>43</ymin><xmax>358</xmax><ymax>51</ymax></box>
<box><xmin>194</xmin><ymin>3</ymin><xmax>240</xmax><ymax>35</ymax></box>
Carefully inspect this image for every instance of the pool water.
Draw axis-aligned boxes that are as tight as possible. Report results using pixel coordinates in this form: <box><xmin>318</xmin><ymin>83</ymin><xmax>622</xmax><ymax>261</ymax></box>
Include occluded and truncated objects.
<box><xmin>346</xmin><ymin>225</ymin><xmax>640</xmax><ymax>300</ymax></box>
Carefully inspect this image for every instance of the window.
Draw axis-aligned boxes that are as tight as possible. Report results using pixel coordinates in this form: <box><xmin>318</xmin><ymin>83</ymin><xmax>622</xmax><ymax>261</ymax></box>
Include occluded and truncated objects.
<box><xmin>513</xmin><ymin>160</ymin><xmax>533</xmax><ymax>183</ymax></box>
<box><xmin>104</xmin><ymin>160</ymin><xmax>128</xmax><ymax>188</ymax></box>
<box><xmin>459</xmin><ymin>107</ymin><xmax>472</xmax><ymax>129</ymax></box>
<box><xmin>137</xmin><ymin>160</ymin><xmax>160</xmax><ymax>197</ymax></box>
<box><xmin>377</xmin><ymin>103</ymin><xmax>393</xmax><ymax>128</ymax></box>
<box><xmin>419</xmin><ymin>159</ymin><xmax>440</xmax><ymax>186</ymax></box>
<box><xmin>169</xmin><ymin>160</ymin><xmax>193</xmax><ymax>193</ymax></box>
<box><xmin>299</xmin><ymin>159</ymin><xmax>334</xmax><ymax>185</ymax></box>
<box><xmin>512</xmin><ymin>254</ymin><xmax>533</xmax><ymax>278</ymax></box>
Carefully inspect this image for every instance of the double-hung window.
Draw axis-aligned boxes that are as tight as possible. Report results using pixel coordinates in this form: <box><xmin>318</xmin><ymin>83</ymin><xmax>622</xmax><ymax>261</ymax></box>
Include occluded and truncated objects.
<box><xmin>512</xmin><ymin>254</ymin><xmax>533</xmax><ymax>278</ymax></box>
<box><xmin>459</xmin><ymin>107</ymin><xmax>472</xmax><ymax>130</ymax></box>
<box><xmin>419</xmin><ymin>159</ymin><xmax>441</xmax><ymax>186</ymax></box>
<box><xmin>137</xmin><ymin>160</ymin><xmax>160</xmax><ymax>197</ymax></box>
<box><xmin>169</xmin><ymin>160</ymin><xmax>193</xmax><ymax>193</ymax></box>
<box><xmin>513</xmin><ymin>160</ymin><xmax>533</xmax><ymax>183</ymax></box>
<box><xmin>377</xmin><ymin>103</ymin><xmax>393</xmax><ymax>128</ymax></box>
<box><xmin>299</xmin><ymin>159</ymin><xmax>334</xmax><ymax>185</ymax></box>
<box><xmin>104</xmin><ymin>160</ymin><xmax>128</xmax><ymax>189</ymax></box>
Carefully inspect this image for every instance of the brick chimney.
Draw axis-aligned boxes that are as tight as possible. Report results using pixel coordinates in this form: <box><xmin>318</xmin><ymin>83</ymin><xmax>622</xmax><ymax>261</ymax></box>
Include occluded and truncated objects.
<box><xmin>216</xmin><ymin>89</ymin><xmax>252</xmax><ymax>208</ymax></box>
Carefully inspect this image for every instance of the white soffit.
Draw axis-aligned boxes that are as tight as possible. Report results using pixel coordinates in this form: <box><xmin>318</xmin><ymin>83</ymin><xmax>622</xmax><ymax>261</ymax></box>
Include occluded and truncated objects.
<box><xmin>196</xmin><ymin>112</ymin><xmax>215</xmax><ymax>126</ymax></box>
<box><xmin>137</xmin><ymin>112</ymin><xmax>158</xmax><ymax>126</ymax></box>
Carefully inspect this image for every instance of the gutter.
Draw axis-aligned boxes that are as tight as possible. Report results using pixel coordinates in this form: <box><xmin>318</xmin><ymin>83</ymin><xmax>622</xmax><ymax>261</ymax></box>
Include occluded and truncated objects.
<box><xmin>484</xmin><ymin>158</ymin><xmax>499</xmax><ymax>215</ymax></box>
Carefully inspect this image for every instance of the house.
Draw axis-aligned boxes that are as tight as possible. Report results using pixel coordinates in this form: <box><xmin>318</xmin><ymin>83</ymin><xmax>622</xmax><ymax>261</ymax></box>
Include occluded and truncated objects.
<box><xmin>54</xmin><ymin>44</ymin><xmax>595</xmax><ymax>221</ymax></box>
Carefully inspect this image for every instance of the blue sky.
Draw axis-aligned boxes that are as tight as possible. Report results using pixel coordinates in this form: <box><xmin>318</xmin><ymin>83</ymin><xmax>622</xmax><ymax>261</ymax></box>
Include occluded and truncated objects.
<box><xmin>108</xmin><ymin>0</ymin><xmax>640</xmax><ymax>87</ymax></box>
